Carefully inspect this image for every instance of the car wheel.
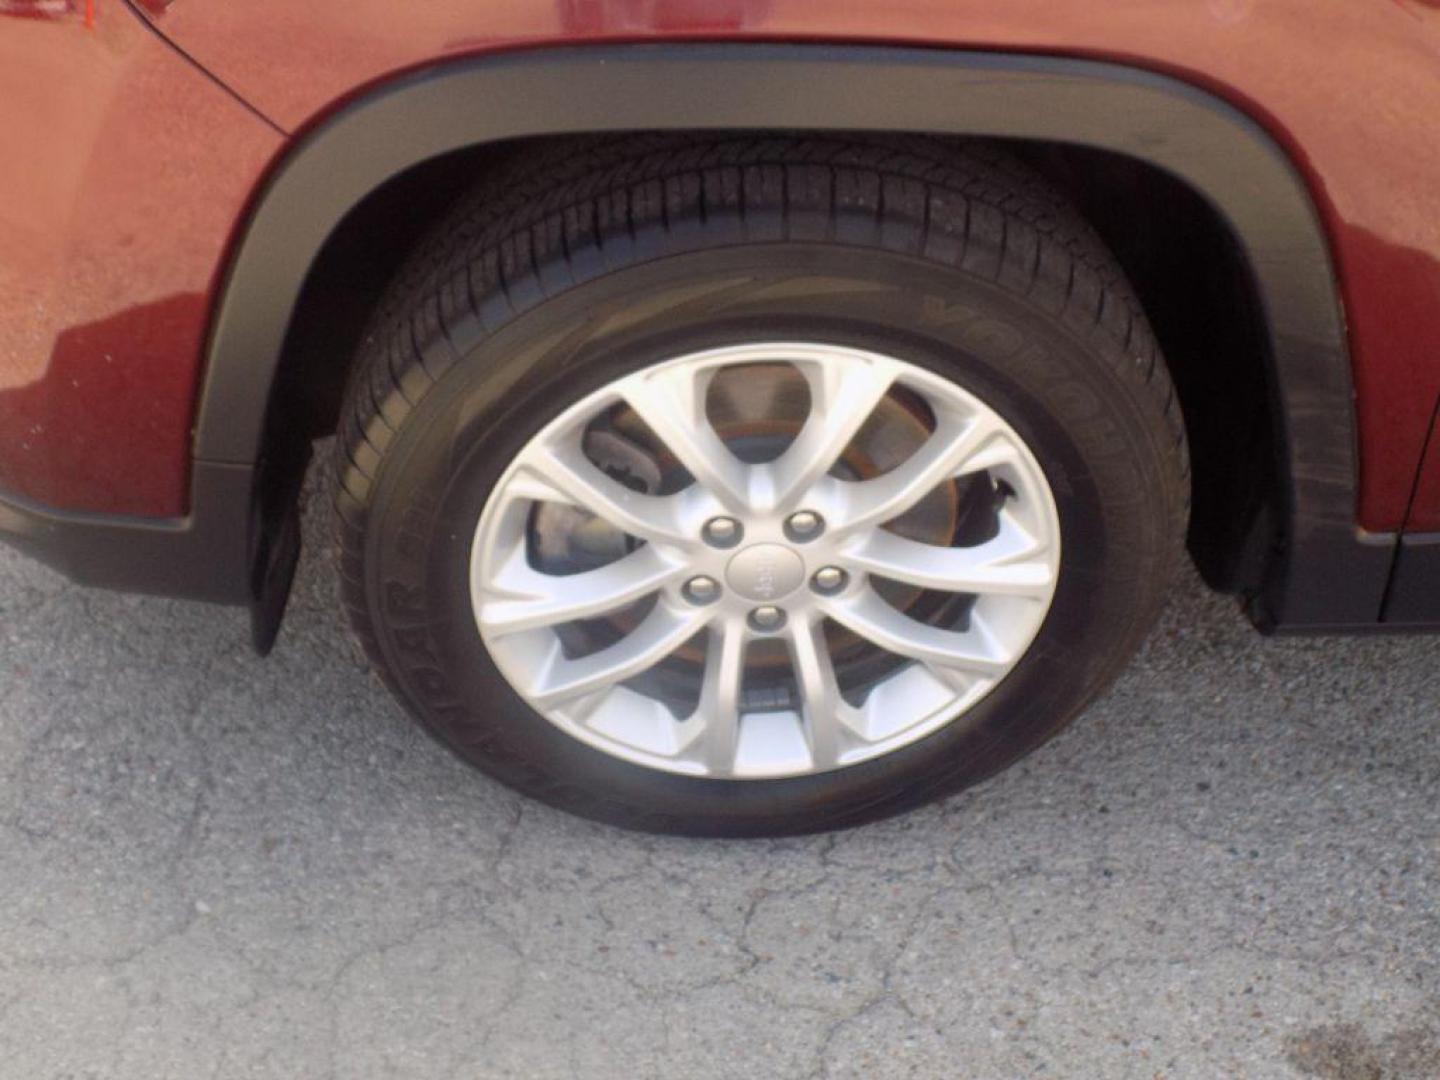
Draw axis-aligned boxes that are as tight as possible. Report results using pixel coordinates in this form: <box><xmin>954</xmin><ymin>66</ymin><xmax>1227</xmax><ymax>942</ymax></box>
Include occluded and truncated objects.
<box><xmin>334</xmin><ymin>135</ymin><xmax>1189</xmax><ymax>836</ymax></box>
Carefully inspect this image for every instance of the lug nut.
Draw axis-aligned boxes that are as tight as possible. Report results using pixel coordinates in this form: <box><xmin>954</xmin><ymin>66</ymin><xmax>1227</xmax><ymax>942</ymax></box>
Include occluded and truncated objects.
<box><xmin>683</xmin><ymin>576</ymin><xmax>721</xmax><ymax>605</ymax></box>
<box><xmin>748</xmin><ymin>605</ymin><xmax>787</xmax><ymax>632</ymax></box>
<box><xmin>785</xmin><ymin>510</ymin><xmax>824</xmax><ymax>541</ymax></box>
<box><xmin>812</xmin><ymin>566</ymin><xmax>848</xmax><ymax>595</ymax></box>
<box><xmin>702</xmin><ymin>517</ymin><xmax>743</xmax><ymax>548</ymax></box>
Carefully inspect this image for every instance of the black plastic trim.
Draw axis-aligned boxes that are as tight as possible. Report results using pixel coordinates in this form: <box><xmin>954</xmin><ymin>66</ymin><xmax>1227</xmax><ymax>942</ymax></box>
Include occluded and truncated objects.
<box><xmin>1384</xmin><ymin>533</ymin><xmax>1440</xmax><ymax>625</ymax></box>
<box><xmin>3</xmin><ymin>44</ymin><xmax>1406</xmax><ymax>629</ymax></box>
<box><xmin>0</xmin><ymin>462</ymin><xmax>254</xmax><ymax>604</ymax></box>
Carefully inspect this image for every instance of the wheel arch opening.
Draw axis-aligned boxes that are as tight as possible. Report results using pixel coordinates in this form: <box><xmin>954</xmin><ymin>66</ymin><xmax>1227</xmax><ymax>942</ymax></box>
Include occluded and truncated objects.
<box><xmin>265</xmin><ymin>130</ymin><xmax>1278</xmax><ymax>596</ymax></box>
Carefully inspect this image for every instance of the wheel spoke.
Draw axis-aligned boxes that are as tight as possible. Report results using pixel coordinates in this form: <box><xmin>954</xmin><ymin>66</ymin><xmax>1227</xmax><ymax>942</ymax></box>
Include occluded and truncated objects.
<box><xmin>817</xmin><ymin>411</ymin><xmax>1010</xmax><ymax>533</ymax></box>
<box><xmin>692</xmin><ymin>620</ymin><xmax>746</xmax><ymax>773</ymax></box>
<box><xmin>621</xmin><ymin>364</ymin><xmax>750</xmax><ymax>510</ymax></box>
<box><xmin>477</xmin><ymin>545</ymin><xmax>682</xmax><ymax>636</ymax></box>
<box><xmin>511</xmin><ymin>440</ymin><xmax>687</xmax><ymax>546</ymax></box>
<box><xmin>528</xmin><ymin>602</ymin><xmax>708</xmax><ymax>709</ymax></box>
<box><xmin>787</xmin><ymin>618</ymin><xmax>858</xmax><ymax>769</ymax></box>
<box><xmin>843</xmin><ymin>515</ymin><xmax>1053</xmax><ymax>598</ymax></box>
<box><xmin>472</xmin><ymin>341</ymin><xmax>1061</xmax><ymax>780</ymax></box>
<box><xmin>820</xmin><ymin>588</ymin><xmax>1010</xmax><ymax>678</ymax></box>
<box><xmin>769</xmin><ymin>357</ymin><xmax>896</xmax><ymax>508</ymax></box>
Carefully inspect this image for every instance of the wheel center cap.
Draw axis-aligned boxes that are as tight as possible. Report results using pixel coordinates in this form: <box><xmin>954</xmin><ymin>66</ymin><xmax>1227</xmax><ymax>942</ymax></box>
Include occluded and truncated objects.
<box><xmin>725</xmin><ymin>543</ymin><xmax>805</xmax><ymax>602</ymax></box>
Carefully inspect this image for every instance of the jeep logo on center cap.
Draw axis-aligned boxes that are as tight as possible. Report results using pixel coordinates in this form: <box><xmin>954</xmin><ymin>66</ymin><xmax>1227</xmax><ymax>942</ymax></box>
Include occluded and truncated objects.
<box><xmin>725</xmin><ymin>544</ymin><xmax>805</xmax><ymax>602</ymax></box>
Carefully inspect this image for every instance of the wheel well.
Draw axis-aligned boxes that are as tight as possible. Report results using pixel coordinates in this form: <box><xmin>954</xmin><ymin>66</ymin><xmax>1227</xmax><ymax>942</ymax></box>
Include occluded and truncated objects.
<box><xmin>1016</xmin><ymin>142</ymin><xmax>1277</xmax><ymax>594</ymax></box>
<box><xmin>269</xmin><ymin>132</ymin><xmax>1278</xmax><ymax>595</ymax></box>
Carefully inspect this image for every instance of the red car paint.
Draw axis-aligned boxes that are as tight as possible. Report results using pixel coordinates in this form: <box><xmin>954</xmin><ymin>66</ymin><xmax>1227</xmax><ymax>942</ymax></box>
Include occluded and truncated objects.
<box><xmin>2</xmin><ymin>0</ymin><xmax>1438</xmax><ymax>534</ymax></box>
<box><xmin>0</xmin><ymin>4</ymin><xmax>278</xmax><ymax>514</ymax></box>
<box><xmin>1412</xmin><ymin>408</ymin><xmax>1440</xmax><ymax>532</ymax></box>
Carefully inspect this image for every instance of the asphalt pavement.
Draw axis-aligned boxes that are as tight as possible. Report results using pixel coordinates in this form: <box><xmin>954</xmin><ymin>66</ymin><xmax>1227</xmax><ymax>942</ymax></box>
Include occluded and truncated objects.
<box><xmin>1</xmin><ymin>473</ymin><xmax>1436</xmax><ymax>1079</ymax></box>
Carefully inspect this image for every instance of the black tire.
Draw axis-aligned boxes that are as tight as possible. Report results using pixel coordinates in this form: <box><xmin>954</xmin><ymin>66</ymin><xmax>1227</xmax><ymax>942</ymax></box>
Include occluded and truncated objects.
<box><xmin>333</xmin><ymin>134</ymin><xmax>1189</xmax><ymax>837</ymax></box>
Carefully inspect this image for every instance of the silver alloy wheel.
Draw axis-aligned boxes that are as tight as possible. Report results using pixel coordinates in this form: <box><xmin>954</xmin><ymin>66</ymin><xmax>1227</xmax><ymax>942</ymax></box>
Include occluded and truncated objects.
<box><xmin>470</xmin><ymin>343</ymin><xmax>1061</xmax><ymax>779</ymax></box>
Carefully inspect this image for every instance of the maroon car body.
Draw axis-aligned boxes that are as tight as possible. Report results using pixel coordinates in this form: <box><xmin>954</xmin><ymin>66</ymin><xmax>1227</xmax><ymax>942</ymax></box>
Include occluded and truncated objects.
<box><xmin>2</xmin><ymin>0</ymin><xmax>1438</xmax><ymax>640</ymax></box>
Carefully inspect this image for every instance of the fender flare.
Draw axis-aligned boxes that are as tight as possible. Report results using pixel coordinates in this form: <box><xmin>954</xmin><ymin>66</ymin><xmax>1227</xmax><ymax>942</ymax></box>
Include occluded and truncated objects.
<box><xmin>191</xmin><ymin>45</ymin><xmax>1385</xmax><ymax>629</ymax></box>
